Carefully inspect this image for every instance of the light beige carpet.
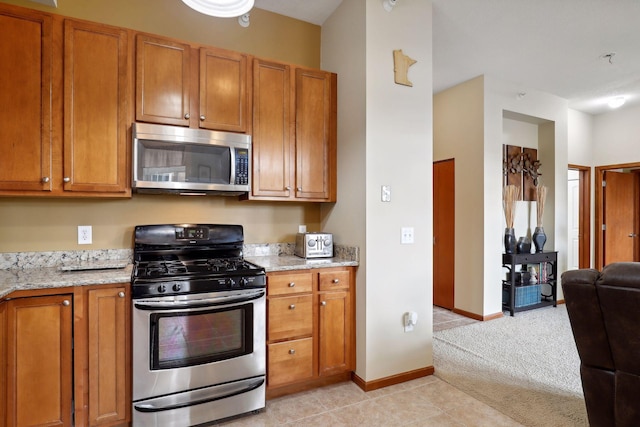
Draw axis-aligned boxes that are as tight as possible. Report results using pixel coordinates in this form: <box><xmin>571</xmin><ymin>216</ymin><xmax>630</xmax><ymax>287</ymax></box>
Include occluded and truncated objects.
<box><xmin>433</xmin><ymin>305</ymin><xmax>588</xmax><ymax>427</ymax></box>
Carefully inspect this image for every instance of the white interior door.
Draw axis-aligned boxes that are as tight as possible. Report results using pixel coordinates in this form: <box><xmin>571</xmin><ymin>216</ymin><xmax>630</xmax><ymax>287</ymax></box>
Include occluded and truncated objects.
<box><xmin>568</xmin><ymin>169</ymin><xmax>580</xmax><ymax>270</ymax></box>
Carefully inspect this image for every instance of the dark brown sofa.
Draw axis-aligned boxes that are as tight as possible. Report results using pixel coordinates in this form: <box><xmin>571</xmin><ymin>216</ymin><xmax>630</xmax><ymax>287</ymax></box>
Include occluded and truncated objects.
<box><xmin>562</xmin><ymin>262</ymin><xmax>640</xmax><ymax>427</ymax></box>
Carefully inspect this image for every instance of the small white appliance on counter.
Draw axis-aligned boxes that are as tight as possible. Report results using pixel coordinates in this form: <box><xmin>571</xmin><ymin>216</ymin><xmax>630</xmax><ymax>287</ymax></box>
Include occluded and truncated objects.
<box><xmin>295</xmin><ymin>232</ymin><xmax>333</xmax><ymax>258</ymax></box>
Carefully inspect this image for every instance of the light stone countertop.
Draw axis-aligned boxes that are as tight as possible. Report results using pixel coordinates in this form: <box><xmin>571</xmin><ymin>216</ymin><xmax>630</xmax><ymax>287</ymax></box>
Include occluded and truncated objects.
<box><xmin>0</xmin><ymin>245</ymin><xmax>359</xmax><ymax>299</ymax></box>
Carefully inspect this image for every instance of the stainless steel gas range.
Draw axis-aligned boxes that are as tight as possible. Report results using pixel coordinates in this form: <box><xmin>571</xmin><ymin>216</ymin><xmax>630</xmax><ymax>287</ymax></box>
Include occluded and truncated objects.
<box><xmin>131</xmin><ymin>224</ymin><xmax>266</xmax><ymax>427</ymax></box>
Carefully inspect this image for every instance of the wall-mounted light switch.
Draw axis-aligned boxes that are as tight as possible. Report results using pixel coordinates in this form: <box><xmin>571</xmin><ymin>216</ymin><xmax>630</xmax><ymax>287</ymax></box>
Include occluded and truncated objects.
<box><xmin>382</xmin><ymin>185</ymin><xmax>391</xmax><ymax>202</ymax></box>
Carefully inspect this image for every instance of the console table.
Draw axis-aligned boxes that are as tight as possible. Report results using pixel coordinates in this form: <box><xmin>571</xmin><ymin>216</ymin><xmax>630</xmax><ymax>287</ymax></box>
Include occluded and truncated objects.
<box><xmin>502</xmin><ymin>251</ymin><xmax>557</xmax><ymax>316</ymax></box>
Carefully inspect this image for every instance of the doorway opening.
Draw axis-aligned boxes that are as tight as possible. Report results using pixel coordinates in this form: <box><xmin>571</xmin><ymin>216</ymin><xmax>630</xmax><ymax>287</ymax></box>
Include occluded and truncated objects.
<box><xmin>595</xmin><ymin>162</ymin><xmax>640</xmax><ymax>269</ymax></box>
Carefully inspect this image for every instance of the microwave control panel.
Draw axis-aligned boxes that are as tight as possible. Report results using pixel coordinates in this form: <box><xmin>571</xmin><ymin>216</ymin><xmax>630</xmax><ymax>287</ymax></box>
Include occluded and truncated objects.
<box><xmin>235</xmin><ymin>148</ymin><xmax>249</xmax><ymax>185</ymax></box>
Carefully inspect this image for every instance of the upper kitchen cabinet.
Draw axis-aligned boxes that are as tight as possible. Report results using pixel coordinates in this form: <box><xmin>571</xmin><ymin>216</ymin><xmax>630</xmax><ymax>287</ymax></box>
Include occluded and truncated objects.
<box><xmin>0</xmin><ymin>6</ymin><xmax>53</xmax><ymax>193</ymax></box>
<box><xmin>248</xmin><ymin>60</ymin><xmax>337</xmax><ymax>202</ymax></box>
<box><xmin>136</xmin><ymin>34</ymin><xmax>250</xmax><ymax>133</ymax></box>
<box><xmin>63</xmin><ymin>19</ymin><xmax>130</xmax><ymax>195</ymax></box>
<box><xmin>0</xmin><ymin>3</ymin><xmax>131</xmax><ymax>197</ymax></box>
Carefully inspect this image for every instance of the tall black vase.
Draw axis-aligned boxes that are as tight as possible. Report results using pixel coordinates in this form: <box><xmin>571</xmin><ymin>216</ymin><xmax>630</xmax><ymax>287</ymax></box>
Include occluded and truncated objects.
<box><xmin>532</xmin><ymin>226</ymin><xmax>547</xmax><ymax>253</ymax></box>
<box><xmin>504</xmin><ymin>228</ymin><xmax>516</xmax><ymax>254</ymax></box>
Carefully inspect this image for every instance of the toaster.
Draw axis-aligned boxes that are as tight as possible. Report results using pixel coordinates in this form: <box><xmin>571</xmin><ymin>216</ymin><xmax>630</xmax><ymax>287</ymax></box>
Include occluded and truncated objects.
<box><xmin>295</xmin><ymin>233</ymin><xmax>333</xmax><ymax>258</ymax></box>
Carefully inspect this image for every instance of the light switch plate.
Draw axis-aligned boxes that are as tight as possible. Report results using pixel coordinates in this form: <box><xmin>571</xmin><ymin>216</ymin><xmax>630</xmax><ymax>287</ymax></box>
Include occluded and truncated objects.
<box><xmin>381</xmin><ymin>185</ymin><xmax>391</xmax><ymax>202</ymax></box>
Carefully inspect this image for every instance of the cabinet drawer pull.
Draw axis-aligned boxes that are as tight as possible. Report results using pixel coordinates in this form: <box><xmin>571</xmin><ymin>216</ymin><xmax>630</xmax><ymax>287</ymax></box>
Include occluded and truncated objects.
<box><xmin>63</xmin><ymin>177</ymin><xmax>71</xmax><ymax>183</ymax></box>
<box><xmin>321</xmin><ymin>301</ymin><xmax>327</xmax><ymax>306</ymax></box>
<box><xmin>289</xmin><ymin>349</ymin><xmax>295</xmax><ymax>355</ymax></box>
<box><xmin>297</xmin><ymin>187</ymin><xmax>302</xmax><ymax>191</ymax></box>
<box><xmin>118</xmin><ymin>291</ymin><xmax>125</xmax><ymax>298</ymax></box>
<box><xmin>285</xmin><ymin>186</ymin><xmax>291</xmax><ymax>191</ymax></box>
<box><xmin>289</xmin><ymin>304</ymin><xmax>295</xmax><ymax>310</ymax></box>
<box><xmin>289</xmin><ymin>282</ymin><xmax>295</xmax><ymax>287</ymax></box>
<box><xmin>62</xmin><ymin>300</ymin><xmax>70</xmax><ymax>306</ymax></box>
<box><xmin>332</xmin><ymin>278</ymin><xmax>339</xmax><ymax>284</ymax></box>
<box><xmin>200</xmin><ymin>115</ymin><xmax>205</xmax><ymax>121</ymax></box>
<box><xmin>184</xmin><ymin>113</ymin><xmax>190</xmax><ymax>119</ymax></box>
<box><xmin>42</xmin><ymin>176</ymin><xmax>50</xmax><ymax>183</ymax></box>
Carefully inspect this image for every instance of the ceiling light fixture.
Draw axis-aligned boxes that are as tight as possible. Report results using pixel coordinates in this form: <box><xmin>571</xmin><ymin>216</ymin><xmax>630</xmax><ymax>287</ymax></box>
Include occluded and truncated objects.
<box><xmin>382</xmin><ymin>0</ymin><xmax>398</xmax><ymax>12</ymax></box>
<box><xmin>181</xmin><ymin>0</ymin><xmax>254</xmax><ymax>18</ymax></box>
<box><xmin>608</xmin><ymin>96</ymin><xmax>626</xmax><ymax>109</ymax></box>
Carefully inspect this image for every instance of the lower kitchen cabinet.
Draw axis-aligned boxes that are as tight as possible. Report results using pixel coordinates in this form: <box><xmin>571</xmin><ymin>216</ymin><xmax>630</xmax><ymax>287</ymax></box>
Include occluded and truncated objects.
<box><xmin>0</xmin><ymin>283</ymin><xmax>130</xmax><ymax>427</ymax></box>
<box><xmin>266</xmin><ymin>267</ymin><xmax>355</xmax><ymax>398</ymax></box>
<box><xmin>4</xmin><ymin>292</ymin><xmax>75</xmax><ymax>427</ymax></box>
<box><xmin>74</xmin><ymin>284</ymin><xmax>131</xmax><ymax>427</ymax></box>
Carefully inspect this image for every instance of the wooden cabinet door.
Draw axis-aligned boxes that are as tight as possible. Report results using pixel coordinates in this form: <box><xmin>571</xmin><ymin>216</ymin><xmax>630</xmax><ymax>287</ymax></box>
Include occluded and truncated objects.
<box><xmin>199</xmin><ymin>47</ymin><xmax>249</xmax><ymax>132</ymax></box>
<box><xmin>64</xmin><ymin>20</ymin><xmax>130</xmax><ymax>194</ymax></box>
<box><xmin>6</xmin><ymin>294</ymin><xmax>73</xmax><ymax>427</ymax></box>
<box><xmin>0</xmin><ymin>6</ymin><xmax>53</xmax><ymax>192</ymax></box>
<box><xmin>251</xmin><ymin>59</ymin><xmax>293</xmax><ymax>198</ymax></box>
<box><xmin>294</xmin><ymin>68</ymin><xmax>336</xmax><ymax>201</ymax></box>
<box><xmin>136</xmin><ymin>34</ymin><xmax>191</xmax><ymax>126</ymax></box>
<box><xmin>85</xmin><ymin>285</ymin><xmax>130</xmax><ymax>427</ymax></box>
<box><xmin>318</xmin><ymin>290</ymin><xmax>352</xmax><ymax>377</ymax></box>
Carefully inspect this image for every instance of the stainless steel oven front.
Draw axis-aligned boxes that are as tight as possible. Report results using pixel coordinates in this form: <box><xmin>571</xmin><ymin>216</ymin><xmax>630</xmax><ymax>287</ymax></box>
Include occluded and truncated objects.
<box><xmin>132</xmin><ymin>288</ymin><xmax>266</xmax><ymax>427</ymax></box>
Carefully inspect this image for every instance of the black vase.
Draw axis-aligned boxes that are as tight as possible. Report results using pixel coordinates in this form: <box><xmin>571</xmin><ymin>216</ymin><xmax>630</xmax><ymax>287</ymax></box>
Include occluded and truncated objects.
<box><xmin>504</xmin><ymin>228</ymin><xmax>516</xmax><ymax>254</ymax></box>
<box><xmin>532</xmin><ymin>227</ymin><xmax>547</xmax><ymax>253</ymax></box>
<box><xmin>516</xmin><ymin>236</ymin><xmax>531</xmax><ymax>254</ymax></box>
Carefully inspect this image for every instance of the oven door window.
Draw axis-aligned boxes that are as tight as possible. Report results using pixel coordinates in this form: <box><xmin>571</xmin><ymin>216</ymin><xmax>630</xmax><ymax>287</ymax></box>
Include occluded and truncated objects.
<box><xmin>150</xmin><ymin>303</ymin><xmax>253</xmax><ymax>370</ymax></box>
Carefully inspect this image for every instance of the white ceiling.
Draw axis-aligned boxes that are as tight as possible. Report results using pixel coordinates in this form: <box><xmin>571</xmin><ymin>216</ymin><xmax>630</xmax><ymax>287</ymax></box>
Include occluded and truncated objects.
<box><xmin>254</xmin><ymin>0</ymin><xmax>640</xmax><ymax>116</ymax></box>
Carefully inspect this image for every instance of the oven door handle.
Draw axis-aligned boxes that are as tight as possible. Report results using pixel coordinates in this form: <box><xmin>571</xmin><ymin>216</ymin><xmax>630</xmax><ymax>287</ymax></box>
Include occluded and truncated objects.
<box><xmin>133</xmin><ymin>376</ymin><xmax>265</xmax><ymax>413</ymax></box>
<box><xmin>133</xmin><ymin>290</ymin><xmax>265</xmax><ymax>310</ymax></box>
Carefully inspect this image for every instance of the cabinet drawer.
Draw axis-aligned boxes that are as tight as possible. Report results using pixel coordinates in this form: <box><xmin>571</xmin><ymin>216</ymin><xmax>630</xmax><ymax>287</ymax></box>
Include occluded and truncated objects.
<box><xmin>268</xmin><ymin>271</ymin><xmax>313</xmax><ymax>296</ymax></box>
<box><xmin>318</xmin><ymin>270</ymin><xmax>350</xmax><ymax>291</ymax></box>
<box><xmin>268</xmin><ymin>338</ymin><xmax>313</xmax><ymax>387</ymax></box>
<box><xmin>268</xmin><ymin>295</ymin><xmax>313</xmax><ymax>341</ymax></box>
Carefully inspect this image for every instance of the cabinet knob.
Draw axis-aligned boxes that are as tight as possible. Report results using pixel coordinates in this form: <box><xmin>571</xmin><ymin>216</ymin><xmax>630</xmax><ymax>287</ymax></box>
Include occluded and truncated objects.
<box><xmin>118</xmin><ymin>291</ymin><xmax>125</xmax><ymax>298</ymax></box>
<box><xmin>184</xmin><ymin>113</ymin><xmax>190</xmax><ymax>119</ymax></box>
<box><xmin>289</xmin><ymin>349</ymin><xmax>295</xmax><ymax>355</ymax></box>
<box><xmin>62</xmin><ymin>300</ymin><xmax>70</xmax><ymax>306</ymax></box>
<box><xmin>629</xmin><ymin>233</ymin><xmax>637</xmax><ymax>238</ymax></box>
<box><xmin>289</xmin><ymin>304</ymin><xmax>295</xmax><ymax>310</ymax></box>
<box><xmin>321</xmin><ymin>301</ymin><xmax>327</xmax><ymax>306</ymax></box>
<box><xmin>297</xmin><ymin>187</ymin><xmax>302</xmax><ymax>191</ymax></box>
<box><xmin>285</xmin><ymin>186</ymin><xmax>291</xmax><ymax>191</ymax></box>
<box><xmin>288</xmin><ymin>282</ymin><xmax>295</xmax><ymax>287</ymax></box>
<box><xmin>63</xmin><ymin>177</ymin><xmax>71</xmax><ymax>183</ymax></box>
<box><xmin>200</xmin><ymin>115</ymin><xmax>206</xmax><ymax>121</ymax></box>
<box><xmin>332</xmin><ymin>279</ymin><xmax>339</xmax><ymax>284</ymax></box>
<box><xmin>42</xmin><ymin>176</ymin><xmax>50</xmax><ymax>183</ymax></box>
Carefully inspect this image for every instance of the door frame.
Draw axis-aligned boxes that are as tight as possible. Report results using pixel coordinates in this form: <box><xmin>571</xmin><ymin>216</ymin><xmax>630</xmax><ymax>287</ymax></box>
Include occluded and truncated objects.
<box><xmin>568</xmin><ymin>164</ymin><xmax>591</xmax><ymax>269</ymax></box>
<box><xmin>595</xmin><ymin>161</ymin><xmax>640</xmax><ymax>269</ymax></box>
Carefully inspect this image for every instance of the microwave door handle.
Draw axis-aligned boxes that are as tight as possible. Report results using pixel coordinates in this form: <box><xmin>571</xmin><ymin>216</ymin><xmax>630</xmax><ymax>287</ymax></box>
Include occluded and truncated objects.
<box><xmin>230</xmin><ymin>147</ymin><xmax>236</xmax><ymax>185</ymax></box>
<box><xmin>134</xmin><ymin>290</ymin><xmax>265</xmax><ymax>311</ymax></box>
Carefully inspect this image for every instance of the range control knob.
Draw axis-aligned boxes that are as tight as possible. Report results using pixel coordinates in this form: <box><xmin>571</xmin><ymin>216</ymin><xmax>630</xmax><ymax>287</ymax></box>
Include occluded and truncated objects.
<box><xmin>239</xmin><ymin>277</ymin><xmax>248</xmax><ymax>287</ymax></box>
<box><xmin>172</xmin><ymin>283</ymin><xmax>182</xmax><ymax>292</ymax></box>
<box><xmin>228</xmin><ymin>278</ymin><xmax>236</xmax><ymax>288</ymax></box>
<box><xmin>157</xmin><ymin>284</ymin><xmax>166</xmax><ymax>293</ymax></box>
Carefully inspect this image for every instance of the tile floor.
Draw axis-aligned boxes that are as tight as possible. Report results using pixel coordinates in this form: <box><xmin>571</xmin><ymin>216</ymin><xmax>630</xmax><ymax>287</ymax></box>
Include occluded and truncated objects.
<box><xmin>218</xmin><ymin>307</ymin><xmax>521</xmax><ymax>427</ymax></box>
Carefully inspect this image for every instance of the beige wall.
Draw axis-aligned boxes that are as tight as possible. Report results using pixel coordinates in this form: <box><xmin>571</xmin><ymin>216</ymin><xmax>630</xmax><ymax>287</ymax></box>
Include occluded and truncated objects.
<box><xmin>0</xmin><ymin>0</ymin><xmax>324</xmax><ymax>252</ymax></box>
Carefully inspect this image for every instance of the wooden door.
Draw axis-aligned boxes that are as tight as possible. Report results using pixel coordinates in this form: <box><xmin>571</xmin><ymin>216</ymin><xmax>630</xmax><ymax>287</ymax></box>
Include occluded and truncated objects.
<box><xmin>64</xmin><ymin>20</ymin><xmax>130</xmax><ymax>194</ymax></box>
<box><xmin>295</xmin><ymin>68</ymin><xmax>336</xmax><ymax>201</ymax></box>
<box><xmin>318</xmin><ymin>290</ymin><xmax>352</xmax><ymax>376</ymax></box>
<box><xmin>83</xmin><ymin>286</ymin><xmax>130</xmax><ymax>426</ymax></box>
<box><xmin>6</xmin><ymin>295</ymin><xmax>73</xmax><ymax>427</ymax></box>
<box><xmin>251</xmin><ymin>59</ymin><xmax>293</xmax><ymax>199</ymax></box>
<box><xmin>136</xmin><ymin>34</ymin><xmax>191</xmax><ymax>126</ymax></box>
<box><xmin>603</xmin><ymin>170</ymin><xmax>638</xmax><ymax>264</ymax></box>
<box><xmin>433</xmin><ymin>159</ymin><xmax>455</xmax><ymax>309</ymax></box>
<box><xmin>568</xmin><ymin>170</ymin><xmax>580</xmax><ymax>270</ymax></box>
<box><xmin>199</xmin><ymin>47</ymin><xmax>249</xmax><ymax>132</ymax></box>
<box><xmin>0</xmin><ymin>6</ymin><xmax>53</xmax><ymax>192</ymax></box>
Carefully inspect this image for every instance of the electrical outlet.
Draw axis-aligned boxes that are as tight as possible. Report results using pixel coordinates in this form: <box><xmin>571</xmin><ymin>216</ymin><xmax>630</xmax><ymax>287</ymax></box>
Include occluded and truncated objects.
<box><xmin>401</xmin><ymin>227</ymin><xmax>414</xmax><ymax>244</ymax></box>
<box><xmin>78</xmin><ymin>225</ymin><xmax>92</xmax><ymax>245</ymax></box>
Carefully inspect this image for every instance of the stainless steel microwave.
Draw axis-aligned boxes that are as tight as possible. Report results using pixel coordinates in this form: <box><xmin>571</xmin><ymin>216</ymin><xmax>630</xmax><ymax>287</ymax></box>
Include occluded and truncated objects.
<box><xmin>132</xmin><ymin>123</ymin><xmax>251</xmax><ymax>195</ymax></box>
